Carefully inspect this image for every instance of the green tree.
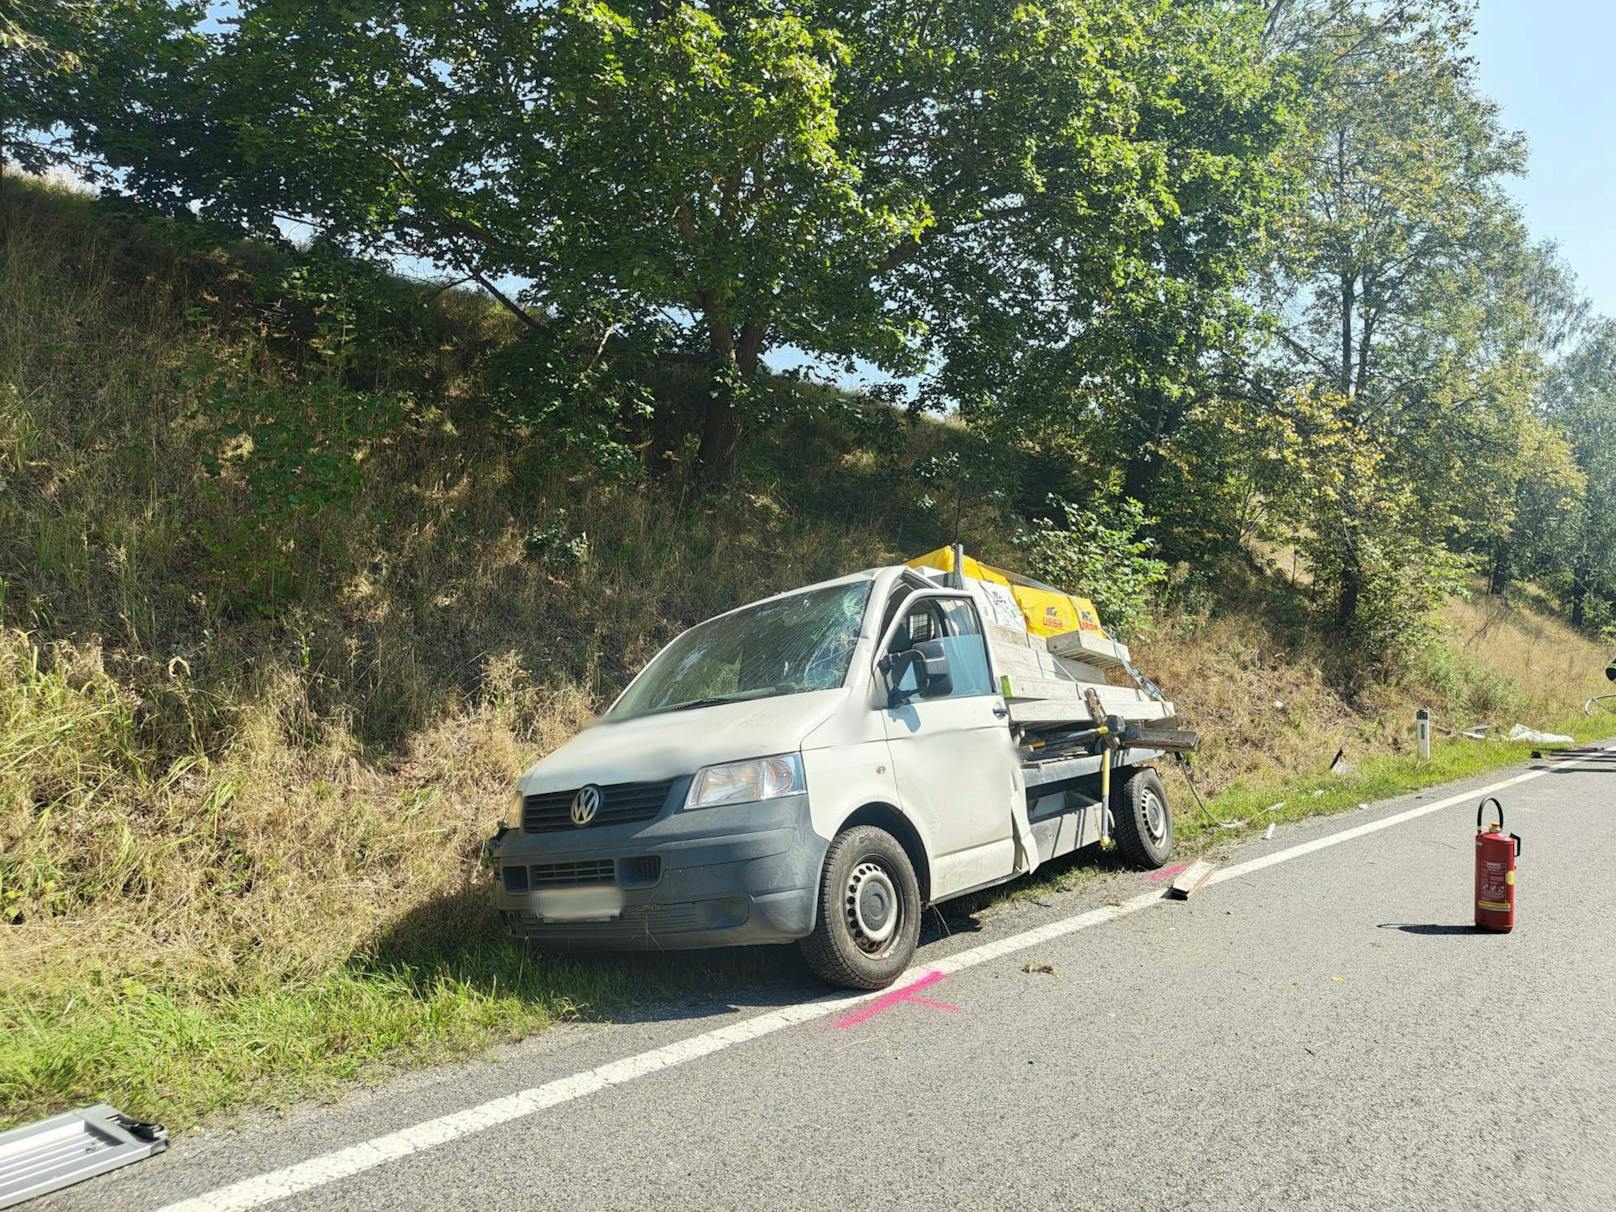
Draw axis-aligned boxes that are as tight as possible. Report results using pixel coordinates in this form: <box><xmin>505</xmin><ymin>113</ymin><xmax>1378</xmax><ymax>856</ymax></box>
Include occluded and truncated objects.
<box><xmin>1</xmin><ymin>0</ymin><xmax>201</xmax><ymax>180</ymax></box>
<box><xmin>103</xmin><ymin>0</ymin><xmax>1289</xmax><ymax>477</ymax></box>
<box><xmin>1543</xmin><ymin>320</ymin><xmax>1616</xmax><ymax>629</ymax></box>
<box><xmin>1255</xmin><ymin>0</ymin><xmax>1554</xmax><ymax>639</ymax></box>
<box><xmin>1013</xmin><ymin>496</ymin><xmax>1168</xmax><ymax>641</ymax></box>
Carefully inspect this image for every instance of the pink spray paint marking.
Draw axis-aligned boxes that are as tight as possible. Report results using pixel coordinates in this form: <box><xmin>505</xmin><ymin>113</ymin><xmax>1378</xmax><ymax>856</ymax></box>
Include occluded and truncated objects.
<box><xmin>1149</xmin><ymin>861</ymin><xmax>1191</xmax><ymax>883</ymax></box>
<box><xmin>835</xmin><ymin>970</ymin><xmax>959</xmax><ymax>1030</ymax></box>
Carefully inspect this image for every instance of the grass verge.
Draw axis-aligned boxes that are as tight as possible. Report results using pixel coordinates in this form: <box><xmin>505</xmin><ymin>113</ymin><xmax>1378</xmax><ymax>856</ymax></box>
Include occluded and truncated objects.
<box><xmin>1185</xmin><ymin>712</ymin><xmax>1612</xmax><ymax>836</ymax></box>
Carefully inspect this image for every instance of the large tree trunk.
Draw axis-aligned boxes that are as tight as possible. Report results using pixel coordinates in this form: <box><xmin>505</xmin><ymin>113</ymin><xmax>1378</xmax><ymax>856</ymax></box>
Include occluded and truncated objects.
<box><xmin>1121</xmin><ymin>385</ymin><xmax>1179</xmax><ymax>508</ymax></box>
<box><xmin>1487</xmin><ymin>540</ymin><xmax>1511</xmax><ymax>596</ymax></box>
<box><xmin>1339</xmin><ymin>269</ymin><xmax>1356</xmax><ymax>397</ymax></box>
<box><xmin>1572</xmin><ymin>551</ymin><xmax>1591</xmax><ymax>630</ymax></box>
<box><xmin>1335</xmin><ymin>515</ymin><xmax>1362</xmax><ymax>632</ymax></box>
<box><xmin>1121</xmin><ymin>448</ymin><xmax>1157</xmax><ymax>508</ymax></box>
<box><xmin>1337</xmin><ymin>560</ymin><xmax>1361</xmax><ymax>631</ymax></box>
<box><xmin>696</xmin><ymin>319</ymin><xmax>763</xmax><ymax>480</ymax></box>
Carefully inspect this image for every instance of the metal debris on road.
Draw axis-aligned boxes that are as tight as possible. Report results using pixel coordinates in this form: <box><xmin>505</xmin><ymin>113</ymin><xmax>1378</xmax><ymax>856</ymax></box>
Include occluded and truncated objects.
<box><xmin>0</xmin><ymin>1104</ymin><xmax>168</xmax><ymax>1210</ymax></box>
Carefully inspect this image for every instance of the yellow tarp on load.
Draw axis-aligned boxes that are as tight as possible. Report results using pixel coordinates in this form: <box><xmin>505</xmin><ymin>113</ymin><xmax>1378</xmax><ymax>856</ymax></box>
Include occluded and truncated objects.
<box><xmin>906</xmin><ymin>546</ymin><xmax>1105</xmax><ymax>638</ymax></box>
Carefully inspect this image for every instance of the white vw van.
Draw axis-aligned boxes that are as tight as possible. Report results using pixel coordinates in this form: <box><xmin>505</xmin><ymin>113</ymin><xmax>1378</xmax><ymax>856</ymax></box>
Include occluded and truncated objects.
<box><xmin>487</xmin><ymin>562</ymin><xmax>1179</xmax><ymax>989</ymax></box>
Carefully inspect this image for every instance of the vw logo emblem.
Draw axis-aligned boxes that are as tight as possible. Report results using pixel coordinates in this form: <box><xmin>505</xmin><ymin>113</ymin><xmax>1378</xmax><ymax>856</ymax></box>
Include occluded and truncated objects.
<box><xmin>570</xmin><ymin>784</ymin><xmax>602</xmax><ymax>827</ymax></box>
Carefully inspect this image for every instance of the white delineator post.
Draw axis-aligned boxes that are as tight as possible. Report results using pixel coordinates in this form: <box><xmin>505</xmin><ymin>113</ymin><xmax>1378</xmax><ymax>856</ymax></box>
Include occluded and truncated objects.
<box><xmin>1416</xmin><ymin>708</ymin><xmax>1432</xmax><ymax>762</ymax></box>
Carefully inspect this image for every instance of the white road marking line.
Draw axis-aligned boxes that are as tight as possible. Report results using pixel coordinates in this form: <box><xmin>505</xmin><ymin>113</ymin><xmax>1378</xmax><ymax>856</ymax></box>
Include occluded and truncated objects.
<box><xmin>1207</xmin><ymin>749</ymin><xmax>1606</xmax><ymax>888</ymax></box>
<box><xmin>156</xmin><ymin>743</ymin><xmax>1610</xmax><ymax>1212</ymax></box>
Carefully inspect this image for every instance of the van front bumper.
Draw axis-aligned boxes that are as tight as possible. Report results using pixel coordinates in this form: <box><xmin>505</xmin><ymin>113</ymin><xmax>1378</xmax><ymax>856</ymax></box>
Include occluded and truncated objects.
<box><xmin>487</xmin><ymin>793</ymin><xmax>826</xmax><ymax>950</ymax></box>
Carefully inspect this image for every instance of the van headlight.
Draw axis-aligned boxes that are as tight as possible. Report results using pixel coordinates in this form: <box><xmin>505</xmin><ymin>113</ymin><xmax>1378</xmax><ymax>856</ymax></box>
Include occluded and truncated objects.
<box><xmin>506</xmin><ymin>787</ymin><xmax>526</xmax><ymax>829</ymax></box>
<box><xmin>685</xmin><ymin>754</ymin><xmax>805</xmax><ymax>810</ymax></box>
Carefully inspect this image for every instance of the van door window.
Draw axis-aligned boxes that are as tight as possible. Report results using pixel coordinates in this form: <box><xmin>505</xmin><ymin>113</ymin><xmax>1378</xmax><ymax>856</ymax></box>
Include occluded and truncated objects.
<box><xmin>885</xmin><ymin>597</ymin><xmax>995</xmax><ymax>699</ymax></box>
<box><xmin>934</xmin><ymin>599</ymin><xmax>995</xmax><ymax>697</ymax></box>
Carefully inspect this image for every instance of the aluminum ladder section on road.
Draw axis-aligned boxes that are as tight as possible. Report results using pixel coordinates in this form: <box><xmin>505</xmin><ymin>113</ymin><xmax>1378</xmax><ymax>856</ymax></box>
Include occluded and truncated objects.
<box><xmin>0</xmin><ymin>1104</ymin><xmax>169</xmax><ymax>1209</ymax></box>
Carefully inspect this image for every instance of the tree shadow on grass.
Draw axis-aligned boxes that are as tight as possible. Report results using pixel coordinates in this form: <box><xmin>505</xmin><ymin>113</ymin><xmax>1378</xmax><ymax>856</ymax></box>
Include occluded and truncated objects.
<box><xmin>357</xmin><ymin>884</ymin><xmax>829</xmax><ymax>1028</ymax></box>
<box><xmin>360</xmin><ymin>869</ymin><xmax>1013</xmax><ymax>1031</ymax></box>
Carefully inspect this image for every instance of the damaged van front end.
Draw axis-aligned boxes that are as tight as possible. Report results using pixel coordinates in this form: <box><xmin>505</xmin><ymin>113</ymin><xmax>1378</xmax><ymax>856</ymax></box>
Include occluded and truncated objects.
<box><xmin>485</xmin><ymin>575</ymin><xmax>876</xmax><ymax>951</ymax></box>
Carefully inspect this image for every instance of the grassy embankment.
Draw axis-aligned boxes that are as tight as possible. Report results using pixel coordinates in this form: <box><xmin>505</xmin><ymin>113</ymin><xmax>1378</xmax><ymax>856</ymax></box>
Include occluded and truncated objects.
<box><xmin>2</xmin><ymin>175</ymin><xmax>1610</xmax><ymax>1131</ymax></box>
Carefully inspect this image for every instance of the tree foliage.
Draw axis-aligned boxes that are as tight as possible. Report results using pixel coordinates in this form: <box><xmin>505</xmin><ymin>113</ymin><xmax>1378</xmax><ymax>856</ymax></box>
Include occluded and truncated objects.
<box><xmin>1</xmin><ymin>0</ymin><xmax>201</xmax><ymax>178</ymax></box>
<box><xmin>1542</xmin><ymin>321</ymin><xmax>1616</xmax><ymax>632</ymax></box>
<box><xmin>82</xmin><ymin>0</ymin><xmax>1290</xmax><ymax>476</ymax></box>
<box><xmin>1220</xmin><ymin>0</ymin><xmax>1590</xmax><ymax>654</ymax></box>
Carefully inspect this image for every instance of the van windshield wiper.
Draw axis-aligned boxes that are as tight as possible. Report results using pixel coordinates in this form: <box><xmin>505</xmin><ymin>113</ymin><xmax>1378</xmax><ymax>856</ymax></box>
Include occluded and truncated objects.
<box><xmin>649</xmin><ymin>694</ymin><xmax>754</xmax><ymax>715</ymax></box>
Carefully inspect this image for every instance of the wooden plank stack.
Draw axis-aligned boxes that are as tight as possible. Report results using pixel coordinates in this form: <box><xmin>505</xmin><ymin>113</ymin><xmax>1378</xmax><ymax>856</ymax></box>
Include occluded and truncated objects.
<box><xmin>985</xmin><ymin>623</ymin><xmax>1175</xmax><ymax>728</ymax></box>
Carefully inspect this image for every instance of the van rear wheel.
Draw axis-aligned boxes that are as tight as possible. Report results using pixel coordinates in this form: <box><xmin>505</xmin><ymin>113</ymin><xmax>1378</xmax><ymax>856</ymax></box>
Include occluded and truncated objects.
<box><xmin>1113</xmin><ymin>767</ymin><xmax>1173</xmax><ymax>868</ymax></box>
<box><xmin>799</xmin><ymin>825</ymin><xmax>921</xmax><ymax>990</ymax></box>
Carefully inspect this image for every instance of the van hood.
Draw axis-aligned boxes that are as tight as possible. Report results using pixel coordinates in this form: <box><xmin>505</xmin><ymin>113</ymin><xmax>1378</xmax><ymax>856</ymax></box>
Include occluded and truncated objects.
<box><xmin>519</xmin><ymin>688</ymin><xmax>848</xmax><ymax>793</ymax></box>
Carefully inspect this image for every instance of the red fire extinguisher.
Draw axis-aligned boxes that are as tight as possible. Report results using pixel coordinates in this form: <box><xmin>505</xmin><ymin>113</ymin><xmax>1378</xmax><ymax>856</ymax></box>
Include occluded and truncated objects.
<box><xmin>1474</xmin><ymin>796</ymin><xmax>1520</xmax><ymax>933</ymax></box>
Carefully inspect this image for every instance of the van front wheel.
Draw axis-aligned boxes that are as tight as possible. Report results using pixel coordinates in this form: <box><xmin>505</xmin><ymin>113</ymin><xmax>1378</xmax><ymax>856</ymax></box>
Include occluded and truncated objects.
<box><xmin>799</xmin><ymin>825</ymin><xmax>921</xmax><ymax>990</ymax></box>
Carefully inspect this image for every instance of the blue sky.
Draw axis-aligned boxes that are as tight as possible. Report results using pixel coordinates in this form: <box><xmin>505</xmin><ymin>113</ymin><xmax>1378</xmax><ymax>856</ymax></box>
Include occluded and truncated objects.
<box><xmin>1474</xmin><ymin>0</ymin><xmax>1616</xmax><ymax>318</ymax></box>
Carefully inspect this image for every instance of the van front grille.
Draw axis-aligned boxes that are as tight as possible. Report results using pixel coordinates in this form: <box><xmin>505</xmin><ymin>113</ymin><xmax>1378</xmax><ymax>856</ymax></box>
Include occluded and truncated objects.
<box><xmin>521</xmin><ymin>780</ymin><xmax>677</xmax><ymax>833</ymax></box>
<box><xmin>529</xmin><ymin>858</ymin><xmax>617</xmax><ymax>887</ymax></box>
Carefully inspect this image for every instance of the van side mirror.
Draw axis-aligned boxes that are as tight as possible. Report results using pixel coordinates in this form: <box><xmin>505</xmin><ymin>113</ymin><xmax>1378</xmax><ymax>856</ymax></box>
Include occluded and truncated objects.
<box><xmin>880</xmin><ymin>643</ymin><xmax>956</xmax><ymax>707</ymax></box>
<box><xmin>912</xmin><ymin>639</ymin><xmax>954</xmax><ymax>698</ymax></box>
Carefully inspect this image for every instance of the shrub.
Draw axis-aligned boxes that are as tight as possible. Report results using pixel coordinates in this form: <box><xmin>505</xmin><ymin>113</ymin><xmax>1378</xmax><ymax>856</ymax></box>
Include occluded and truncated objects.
<box><xmin>1013</xmin><ymin>496</ymin><xmax>1168</xmax><ymax>640</ymax></box>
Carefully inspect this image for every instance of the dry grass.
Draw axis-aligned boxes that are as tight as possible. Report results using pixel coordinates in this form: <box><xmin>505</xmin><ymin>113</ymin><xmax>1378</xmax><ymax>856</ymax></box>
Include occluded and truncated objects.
<box><xmin>1140</xmin><ymin>585</ymin><xmax>1610</xmax><ymax>805</ymax></box>
<box><xmin>1438</xmin><ymin>592</ymin><xmax>1612</xmax><ymax>713</ymax></box>
<box><xmin>2</xmin><ymin>174</ymin><xmax>1609</xmax><ymax>1131</ymax></box>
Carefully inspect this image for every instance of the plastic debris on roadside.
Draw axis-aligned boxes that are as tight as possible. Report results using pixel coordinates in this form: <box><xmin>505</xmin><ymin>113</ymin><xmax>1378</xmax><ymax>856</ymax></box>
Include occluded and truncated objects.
<box><xmin>1507</xmin><ymin>723</ymin><xmax>1574</xmax><ymax>744</ymax></box>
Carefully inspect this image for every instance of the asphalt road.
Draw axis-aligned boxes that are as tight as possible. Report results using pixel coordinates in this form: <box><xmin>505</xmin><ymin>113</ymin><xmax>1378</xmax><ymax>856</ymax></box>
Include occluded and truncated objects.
<box><xmin>37</xmin><ymin>745</ymin><xmax>1616</xmax><ymax>1211</ymax></box>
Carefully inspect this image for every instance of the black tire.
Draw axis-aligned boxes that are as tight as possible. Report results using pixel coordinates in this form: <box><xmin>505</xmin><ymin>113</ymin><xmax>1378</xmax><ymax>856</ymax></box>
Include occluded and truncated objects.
<box><xmin>799</xmin><ymin>825</ymin><xmax>922</xmax><ymax>990</ymax></box>
<box><xmin>1112</xmin><ymin>767</ymin><xmax>1173</xmax><ymax>868</ymax></box>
